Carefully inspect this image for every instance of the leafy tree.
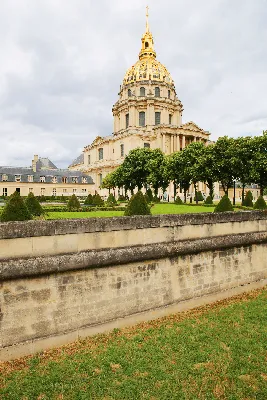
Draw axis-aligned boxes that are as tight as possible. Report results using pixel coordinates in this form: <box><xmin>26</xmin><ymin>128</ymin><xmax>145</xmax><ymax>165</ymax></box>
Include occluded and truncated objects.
<box><xmin>124</xmin><ymin>191</ymin><xmax>151</xmax><ymax>216</ymax></box>
<box><xmin>84</xmin><ymin>194</ymin><xmax>94</xmax><ymax>205</ymax></box>
<box><xmin>67</xmin><ymin>194</ymin><xmax>80</xmax><ymax>211</ymax></box>
<box><xmin>1</xmin><ymin>191</ymin><xmax>32</xmax><ymax>221</ymax></box>
<box><xmin>253</xmin><ymin>195</ymin><xmax>266</xmax><ymax>210</ymax></box>
<box><xmin>214</xmin><ymin>195</ymin><xmax>234</xmax><ymax>213</ymax></box>
<box><xmin>25</xmin><ymin>192</ymin><xmax>43</xmax><ymax>216</ymax></box>
<box><xmin>234</xmin><ymin>137</ymin><xmax>254</xmax><ymax>203</ymax></box>
<box><xmin>147</xmin><ymin>149</ymin><xmax>169</xmax><ymax>196</ymax></box>
<box><xmin>146</xmin><ymin>188</ymin><xmax>153</xmax><ymax>202</ymax></box>
<box><xmin>92</xmin><ymin>193</ymin><xmax>104</xmax><ymax>206</ymax></box>
<box><xmin>106</xmin><ymin>193</ymin><xmax>117</xmax><ymax>206</ymax></box>
<box><xmin>199</xmin><ymin>144</ymin><xmax>217</xmax><ymax>199</ymax></box>
<box><xmin>242</xmin><ymin>190</ymin><xmax>253</xmax><ymax>207</ymax></box>
<box><xmin>251</xmin><ymin>133</ymin><xmax>267</xmax><ymax>196</ymax></box>
<box><xmin>165</xmin><ymin>152</ymin><xmax>189</xmax><ymax>203</ymax></box>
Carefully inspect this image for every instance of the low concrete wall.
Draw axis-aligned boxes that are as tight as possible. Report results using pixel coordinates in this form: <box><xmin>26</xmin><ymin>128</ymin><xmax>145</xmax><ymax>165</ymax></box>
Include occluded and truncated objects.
<box><xmin>1</xmin><ymin>211</ymin><xmax>267</xmax><ymax>360</ymax></box>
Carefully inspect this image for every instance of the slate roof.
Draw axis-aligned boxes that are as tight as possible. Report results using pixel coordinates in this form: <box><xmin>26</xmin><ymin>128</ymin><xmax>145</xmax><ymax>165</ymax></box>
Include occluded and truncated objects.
<box><xmin>36</xmin><ymin>158</ymin><xmax>58</xmax><ymax>170</ymax></box>
<box><xmin>68</xmin><ymin>153</ymin><xmax>84</xmax><ymax>168</ymax></box>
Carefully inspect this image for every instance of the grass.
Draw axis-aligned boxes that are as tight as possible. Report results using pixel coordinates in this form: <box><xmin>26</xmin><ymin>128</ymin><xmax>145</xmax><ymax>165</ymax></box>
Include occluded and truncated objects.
<box><xmin>45</xmin><ymin>203</ymin><xmax>215</xmax><ymax>219</ymax></box>
<box><xmin>1</xmin><ymin>288</ymin><xmax>267</xmax><ymax>399</ymax></box>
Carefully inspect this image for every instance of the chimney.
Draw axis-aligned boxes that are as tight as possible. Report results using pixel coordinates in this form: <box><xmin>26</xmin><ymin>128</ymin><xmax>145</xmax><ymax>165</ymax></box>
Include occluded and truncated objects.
<box><xmin>32</xmin><ymin>155</ymin><xmax>38</xmax><ymax>172</ymax></box>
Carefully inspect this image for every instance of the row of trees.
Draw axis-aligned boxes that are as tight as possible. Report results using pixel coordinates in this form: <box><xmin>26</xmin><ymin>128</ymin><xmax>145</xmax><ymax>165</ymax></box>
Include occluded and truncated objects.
<box><xmin>101</xmin><ymin>133</ymin><xmax>267</xmax><ymax>204</ymax></box>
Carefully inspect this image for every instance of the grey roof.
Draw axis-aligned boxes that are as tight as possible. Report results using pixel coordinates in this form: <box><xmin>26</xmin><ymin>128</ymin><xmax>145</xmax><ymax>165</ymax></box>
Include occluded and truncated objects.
<box><xmin>68</xmin><ymin>153</ymin><xmax>84</xmax><ymax>168</ymax></box>
<box><xmin>36</xmin><ymin>158</ymin><xmax>58</xmax><ymax>170</ymax></box>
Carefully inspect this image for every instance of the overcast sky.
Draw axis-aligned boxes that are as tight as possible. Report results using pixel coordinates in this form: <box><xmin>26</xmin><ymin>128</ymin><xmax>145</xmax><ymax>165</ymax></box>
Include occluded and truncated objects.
<box><xmin>0</xmin><ymin>0</ymin><xmax>266</xmax><ymax>168</ymax></box>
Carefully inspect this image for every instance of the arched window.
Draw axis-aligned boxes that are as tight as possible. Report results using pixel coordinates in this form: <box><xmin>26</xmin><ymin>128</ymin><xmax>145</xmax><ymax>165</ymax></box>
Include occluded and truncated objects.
<box><xmin>145</xmin><ymin>42</ymin><xmax>149</xmax><ymax>48</ymax></box>
<box><xmin>128</xmin><ymin>89</ymin><xmax>132</xmax><ymax>97</ymax></box>
<box><xmin>168</xmin><ymin>90</ymin><xmax>171</xmax><ymax>99</ymax></box>
<box><xmin>155</xmin><ymin>87</ymin><xmax>160</xmax><ymax>97</ymax></box>
<box><xmin>125</xmin><ymin>113</ymin><xmax>129</xmax><ymax>128</ymax></box>
<box><xmin>144</xmin><ymin>143</ymin><xmax>150</xmax><ymax>148</ymax></box>
<box><xmin>140</xmin><ymin>87</ymin><xmax>146</xmax><ymax>97</ymax></box>
<box><xmin>139</xmin><ymin>112</ymin><xmax>146</xmax><ymax>127</ymax></box>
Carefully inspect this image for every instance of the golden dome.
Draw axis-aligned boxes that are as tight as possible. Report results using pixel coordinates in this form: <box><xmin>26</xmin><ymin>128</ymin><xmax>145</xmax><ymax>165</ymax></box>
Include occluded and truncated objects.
<box><xmin>123</xmin><ymin>7</ymin><xmax>173</xmax><ymax>86</ymax></box>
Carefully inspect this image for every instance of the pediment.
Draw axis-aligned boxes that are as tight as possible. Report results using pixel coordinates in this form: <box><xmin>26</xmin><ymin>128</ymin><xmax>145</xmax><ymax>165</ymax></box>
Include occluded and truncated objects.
<box><xmin>180</xmin><ymin>121</ymin><xmax>209</xmax><ymax>134</ymax></box>
<box><xmin>92</xmin><ymin>136</ymin><xmax>103</xmax><ymax>146</ymax></box>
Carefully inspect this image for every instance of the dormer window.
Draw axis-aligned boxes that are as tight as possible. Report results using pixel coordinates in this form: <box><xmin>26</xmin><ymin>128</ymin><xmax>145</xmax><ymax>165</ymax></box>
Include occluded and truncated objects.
<box><xmin>62</xmin><ymin>177</ymin><xmax>67</xmax><ymax>184</ymax></box>
<box><xmin>15</xmin><ymin>175</ymin><xmax>21</xmax><ymax>182</ymax></box>
<box><xmin>40</xmin><ymin>176</ymin><xmax>46</xmax><ymax>183</ymax></box>
<box><xmin>52</xmin><ymin>177</ymin><xmax>57</xmax><ymax>184</ymax></box>
<box><xmin>2</xmin><ymin>174</ymin><xmax>8</xmax><ymax>182</ymax></box>
<box><xmin>82</xmin><ymin>177</ymin><xmax>87</xmax><ymax>184</ymax></box>
<box><xmin>72</xmin><ymin>177</ymin><xmax>78</xmax><ymax>184</ymax></box>
<box><xmin>28</xmin><ymin>175</ymin><xmax>34</xmax><ymax>182</ymax></box>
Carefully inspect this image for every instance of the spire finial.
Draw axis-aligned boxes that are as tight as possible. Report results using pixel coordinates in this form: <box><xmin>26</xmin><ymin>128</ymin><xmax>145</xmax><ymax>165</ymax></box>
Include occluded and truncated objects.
<box><xmin>146</xmin><ymin>5</ymin><xmax>149</xmax><ymax>32</ymax></box>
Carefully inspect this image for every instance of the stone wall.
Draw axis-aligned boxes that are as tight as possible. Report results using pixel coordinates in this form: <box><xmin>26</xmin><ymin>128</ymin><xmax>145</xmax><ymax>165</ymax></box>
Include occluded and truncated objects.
<box><xmin>1</xmin><ymin>211</ymin><xmax>267</xmax><ymax>360</ymax></box>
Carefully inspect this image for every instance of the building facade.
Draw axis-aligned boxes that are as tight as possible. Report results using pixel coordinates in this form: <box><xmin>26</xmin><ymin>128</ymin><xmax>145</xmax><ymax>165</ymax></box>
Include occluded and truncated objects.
<box><xmin>69</xmin><ymin>10</ymin><xmax>211</xmax><ymax>197</ymax></box>
<box><xmin>0</xmin><ymin>155</ymin><xmax>94</xmax><ymax>197</ymax></box>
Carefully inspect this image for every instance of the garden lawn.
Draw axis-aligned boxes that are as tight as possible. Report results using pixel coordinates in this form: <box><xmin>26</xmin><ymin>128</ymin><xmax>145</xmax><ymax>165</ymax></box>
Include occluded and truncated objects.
<box><xmin>1</xmin><ymin>288</ymin><xmax>267</xmax><ymax>399</ymax></box>
<box><xmin>45</xmin><ymin>204</ymin><xmax>215</xmax><ymax>219</ymax></box>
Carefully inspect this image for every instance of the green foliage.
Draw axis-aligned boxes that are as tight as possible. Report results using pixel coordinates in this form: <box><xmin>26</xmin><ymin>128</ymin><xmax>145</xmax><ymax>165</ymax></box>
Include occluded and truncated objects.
<box><xmin>174</xmin><ymin>196</ymin><xmax>183</xmax><ymax>205</ymax></box>
<box><xmin>84</xmin><ymin>194</ymin><xmax>94</xmax><ymax>205</ymax></box>
<box><xmin>25</xmin><ymin>192</ymin><xmax>43</xmax><ymax>216</ymax></box>
<box><xmin>67</xmin><ymin>194</ymin><xmax>80</xmax><ymax>211</ymax></box>
<box><xmin>214</xmin><ymin>195</ymin><xmax>234</xmax><ymax>213</ymax></box>
<box><xmin>204</xmin><ymin>195</ymin><xmax>213</xmax><ymax>205</ymax></box>
<box><xmin>106</xmin><ymin>193</ymin><xmax>117</xmax><ymax>206</ymax></box>
<box><xmin>194</xmin><ymin>191</ymin><xmax>204</xmax><ymax>202</ymax></box>
<box><xmin>253</xmin><ymin>195</ymin><xmax>267</xmax><ymax>210</ymax></box>
<box><xmin>118</xmin><ymin>195</ymin><xmax>127</xmax><ymax>201</ymax></box>
<box><xmin>38</xmin><ymin>195</ymin><xmax>46</xmax><ymax>202</ymax></box>
<box><xmin>124</xmin><ymin>191</ymin><xmax>151</xmax><ymax>216</ymax></box>
<box><xmin>92</xmin><ymin>193</ymin><xmax>104</xmax><ymax>206</ymax></box>
<box><xmin>1</xmin><ymin>191</ymin><xmax>32</xmax><ymax>222</ymax></box>
<box><xmin>242</xmin><ymin>190</ymin><xmax>253</xmax><ymax>207</ymax></box>
<box><xmin>146</xmin><ymin>188</ymin><xmax>153</xmax><ymax>202</ymax></box>
<box><xmin>153</xmin><ymin>195</ymin><xmax>161</xmax><ymax>203</ymax></box>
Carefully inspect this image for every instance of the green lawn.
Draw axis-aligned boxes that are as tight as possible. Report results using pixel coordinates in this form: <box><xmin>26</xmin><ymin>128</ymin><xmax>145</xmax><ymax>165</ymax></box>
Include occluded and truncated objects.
<box><xmin>45</xmin><ymin>204</ymin><xmax>215</xmax><ymax>219</ymax></box>
<box><xmin>1</xmin><ymin>288</ymin><xmax>266</xmax><ymax>399</ymax></box>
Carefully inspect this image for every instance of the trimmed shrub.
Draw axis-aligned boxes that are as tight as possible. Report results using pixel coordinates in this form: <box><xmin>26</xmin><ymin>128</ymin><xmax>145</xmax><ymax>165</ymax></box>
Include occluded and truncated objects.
<box><xmin>25</xmin><ymin>192</ymin><xmax>43</xmax><ymax>216</ymax></box>
<box><xmin>38</xmin><ymin>195</ymin><xmax>47</xmax><ymax>202</ymax></box>
<box><xmin>92</xmin><ymin>194</ymin><xmax>104</xmax><ymax>206</ymax></box>
<box><xmin>174</xmin><ymin>196</ymin><xmax>183</xmax><ymax>205</ymax></box>
<box><xmin>1</xmin><ymin>191</ymin><xmax>32</xmax><ymax>222</ymax></box>
<box><xmin>67</xmin><ymin>194</ymin><xmax>80</xmax><ymax>211</ymax></box>
<box><xmin>214</xmin><ymin>195</ymin><xmax>234</xmax><ymax>213</ymax></box>
<box><xmin>253</xmin><ymin>195</ymin><xmax>267</xmax><ymax>210</ymax></box>
<box><xmin>106</xmin><ymin>193</ymin><xmax>117</xmax><ymax>206</ymax></box>
<box><xmin>146</xmin><ymin>188</ymin><xmax>153</xmax><ymax>203</ymax></box>
<box><xmin>242</xmin><ymin>191</ymin><xmax>253</xmax><ymax>207</ymax></box>
<box><xmin>124</xmin><ymin>191</ymin><xmax>151</xmax><ymax>216</ymax></box>
<box><xmin>84</xmin><ymin>194</ymin><xmax>94</xmax><ymax>205</ymax></box>
<box><xmin>204</xmin><ymin>195</ymin><xmax>213</xmax><ymax>205</ymax></box>
<box><xmin>153</xmin><ymin>196</ymin><xmax>160</xmax><ymax>203</ymax></box>
<box><xmin>118</xmin><ymin>195</ymin><xmax>126</xmax><ymax>201</ymax></box>
<box><xmin>194</xmin><ymin>191</ymin><xmax>204</xmax><ymax>202</ymax></box>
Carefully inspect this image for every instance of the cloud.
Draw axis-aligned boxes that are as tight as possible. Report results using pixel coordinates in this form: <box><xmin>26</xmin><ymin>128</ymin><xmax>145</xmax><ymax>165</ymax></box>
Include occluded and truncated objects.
<box><xmin>0</xmin><ymin>0</ymin><xmax>266</xmax><ymax>167</ymax></box>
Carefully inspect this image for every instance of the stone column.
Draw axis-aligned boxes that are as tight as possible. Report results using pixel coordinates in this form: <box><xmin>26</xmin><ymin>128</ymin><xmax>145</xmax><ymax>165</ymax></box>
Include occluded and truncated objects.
<box><xmin>162</xmin><ymin>134</ymin><xmax>166</xmax><ymax>153</ymax></box>
<box><xmin>182</xmin><ymin>135</ymin><xmax>186</xmax><ymax>149</ymax></box>
<box><xmin>171</xmin><ymin>135</ymin><xmax>174</xmax><ymax>153</ymax></box>
<box><xmin>129</xmin><ymin>105</ymin><xmax>135</xmax><ymax>127</ymax></box>
<box><xmin>194</xmin><ymin>136</ymin><xmax>197</xmax><ymax>142</ymax></box>
<box><xmin>177</xmin><ymin>135</ymin><xmax>180</xmax><ymax>152</ymax></box>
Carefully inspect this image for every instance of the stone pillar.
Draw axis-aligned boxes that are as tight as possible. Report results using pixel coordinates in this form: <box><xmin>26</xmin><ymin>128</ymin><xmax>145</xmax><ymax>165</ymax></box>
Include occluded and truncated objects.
<box><xmin>162</xmin><ymin>134</ymin><xmax>166</xmax><ymax>153</ymax></box>
<box><xmin>171</xmin><ymin>135</ymin><xmax>174</xmax><ymax>153</ymax></box>
<box><xmin>194</xmin><ymin>136</ymin><xmax>197</xmax><ymax>142</ymax></box>
<box><xmin>177</xmin><ymin>135</ymin><xmax>180</xmax><ymax>152</ymax></box>
<box><xmin>182</xmin><ymin>135</ymin><xmax>186</xmax><ymax>149</ymax></box>
<box><xmin>129</xmin><ymin>106</ymin><xmax>135</xmax><ymax>127</ymax></box>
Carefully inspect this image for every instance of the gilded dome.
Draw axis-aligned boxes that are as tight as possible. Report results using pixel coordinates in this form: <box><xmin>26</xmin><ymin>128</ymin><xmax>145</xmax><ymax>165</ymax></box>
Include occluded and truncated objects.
<box><xmin>123</xmin><ymin>9</ymin><xmax>173</xmax><ymax>86</ymax></box>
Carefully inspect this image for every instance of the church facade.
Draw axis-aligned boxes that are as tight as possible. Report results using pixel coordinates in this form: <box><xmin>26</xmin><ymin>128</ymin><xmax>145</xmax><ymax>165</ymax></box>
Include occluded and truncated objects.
<box><xmin>69</xmin><ymin>10</ymin><xmax>211</xmax><ymax>198</ymax></box>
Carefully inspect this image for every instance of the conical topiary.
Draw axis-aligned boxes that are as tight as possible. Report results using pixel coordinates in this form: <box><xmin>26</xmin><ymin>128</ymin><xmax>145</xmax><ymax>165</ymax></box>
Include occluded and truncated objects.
<box><xmin>242</xmin><ymin>190</ymin><xmax>253</xmax><ymax>207</ymax></box>
<box><xmin>92</xmin><ymin>193</ymin><xmax>104</xmax><ymax>206</ymax></box>
<box><xmin>25</xmin><ymin>192</ymin><xmax>43</xmax><ymax>216</ymax></box>
<box><xmin>67</xmin><ymin>194</ymin><xmax>80</xmax><ymax>211</ymax></box>
<box><xmin>174</xmin><ymin>196</ymin><xmax>183</xmax><ymax>205</ymax></box>
<box><xmin>84</xmin><ymin>194</ymin><xmax>94</xmax><ymax>205</ymax></box>
<box><xmin>214</xmin><ymin>195</ymin><xmax>234</xmax><ymax>213</ymax></box>
<box><xmin>253</xmin><ymin>195</ymin><xmax>267</xmax><ymax>210</ymax></box>
<box><xmin>106</xmin><ymin>193</ymin><xmax>117</xmax><ymax>206</ymax></box>
<box><xmin>204</xmin><ymin>195</ymin><xmax>213</xmax><ymax>205</ymax></box>
<box><xmin>124</xmin><ymin>191</ymin><xmax>151</xmax><ymax>216</ymax></box>
<box><xmin>1</xmin><ymin>191</ymin><xmax>32</xmax><ymax>222</ymax></box>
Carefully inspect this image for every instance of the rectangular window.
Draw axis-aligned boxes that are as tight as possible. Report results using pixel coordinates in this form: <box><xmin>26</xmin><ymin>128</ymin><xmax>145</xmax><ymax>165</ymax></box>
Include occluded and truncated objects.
<box><xmin>82</xmin><ymin>189</ymin><xmax>87</xmax><ymax>193</ymax></box>
<box><xmin>120</xmin><ymin>144</ymin><xmax>124</xmax><ymax>157</ymax></box>
<box><xmin>41</xmin><ymin>188</ymin><xmax>45</xmax><ymax>195</ymax></box>
<box><xmin>3</xmin><ymin>188</ymin><xmax>7</xmax><ymax>196</ymax></box>
<box><xmin>73</xmin><ymin>188</ymin><xmax>77</xmax><ymax>193</ymax></box>
<box><xmin>15</xmin><ymin>175</ymin><xmax>21</xmax><ymax>182</ymax></box>
<box><xmin>2</xmin><ymin>174</ymin><xmax>8</xmax><ymax>182</ymax></box>
<box><xmin>29</xmin><ymin>188</ymin><xmax>33</xmax><ymax>193</ymax></box>
<box><xmin>52</xmin><ymin>188</ymin><xmax>57</xmax><ymax>196</ymax></box>
<box><xmin>144</xmin><ymin>143</ymin><xmax>150</xmax><ymax>149</ymax></box>
<box><xmin>62</xmin><ymin>177</ymin><xmax>67</xmax><ymax>183</ymax></box>
<box><xmin>155</xmin><ymin>112</ymin><xmax>161</xmax><ymax>125</ymax></box>
<box><xmin>88</xmin><ymin>154</ymin><xmax>91</xmax><ymax>165</ymax></box>
<box><xmin>28</xmin><ymin>175</ymin><xmax>34</xmax><ymax>182</ymax></box>
<box><xmin>139</xmin><ymin>111</ymin><xmax>145</xmax><ymax>127</ymax></box>
<box><xmin>72</xmin><ymin>177</ymin><xmax>78</xmax><ymax>183</ymax></box>
<box><xmin>168</xmin><ymin>90</ymin><xmax>171</xmax><ymax>99</ymax></box>
<box><xmin>82</xmin><ymin>177</ymin><xmax>87</xmax><ymax>183</ymax></box>
<box><xmin>169</xmin><ymin>114</ymin><xmax>172</xmax><ymax>125</ymax></box>
<box><xmin>126</xmin><ymin>113</ymin><xmax>129</xmax><ymax>129</ymax></box>
<box><xmin>40</xmin><ymin>176</ymin><xmax>46</xmax><ymax>183</ymax></box>
<box><xmin>63</xmin><ymin>189</ymin><xmax>67</xmax><ymax>193</ymax></box>
<box><xmin>98</xmin><ymin>148</ymin><xmax>103</xmax><ymax>160</ymax></box>
<box><xmin>99</xmin><ymin>173</ymin><xmax>103</xmax><ymax>186</ymax></box>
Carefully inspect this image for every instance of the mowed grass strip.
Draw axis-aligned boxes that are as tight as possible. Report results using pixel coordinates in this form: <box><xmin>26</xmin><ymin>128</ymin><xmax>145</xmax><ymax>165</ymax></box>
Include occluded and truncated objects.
<box><xmin>45</xmin><ymin>204</ymin><xmax>215</xmax><ymax>219</ymax></box>
<box><xmin>1</xmin><ymin>288</ymin><xmax>267</xmax><ymax>399</ymax></box>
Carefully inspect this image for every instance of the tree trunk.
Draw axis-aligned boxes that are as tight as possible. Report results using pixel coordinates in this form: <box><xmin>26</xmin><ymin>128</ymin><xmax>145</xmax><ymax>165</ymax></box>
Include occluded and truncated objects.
<box><xmin>260</xmin><ymin>186</ymin><xmax>264</xmax><ymax>196</ymax></box>
<box><xmin>173</xmin><ymin>182</ymin><xmax>176</xmax><ymax>201</ymax></box>
<box><xmin>242</xmin><ymin>183</ymin><xmax>245</xmax><ymax>205</ymax></box>
<box><xmin>184</xmin><ymin>188</ymin><xmax>187</xmax><ymax>203</ymax></box>
<box><xmin>207</xmin><ymin>179</ymin><xmax>214</xmax><ymax>199</ymax></box>
<box><xmin>194</xmin><ymin>183</ymin><xmax>198</xmax><ymax>204</ymax></box>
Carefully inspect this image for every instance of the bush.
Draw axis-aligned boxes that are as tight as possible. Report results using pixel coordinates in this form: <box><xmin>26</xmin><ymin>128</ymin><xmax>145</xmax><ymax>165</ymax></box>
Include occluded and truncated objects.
<box><xmin>106</xmin><ymin>193</ymin><xmax>117</xmax><ymax>206</ymax></box>
<box><xmin>38</xmin><ymin>195</ymin><xmax>47</xmax><ymax>202</ymax></box>
<box><xmin>253</xmin><ymin>195</ymin><xmax>267</xmax><ymax>210</ymax></box>
<box><xmin>204</xmin><ymin>195</ymin><xmax>213</xmax><ymax>205</ymax></box>
<box><xmin>124</xmin><ymin>191</ymin><xmax>151</xmax><ymax>216</ymax></box>
<box><xmin>25</xmin><ymin>192</ymin><xmax>43</xmax><ymax>216</ymax></box>
<box><xmin>153</xmin><ymin>196</ymin><xmax>160</xmax><ymax>203</ymax></box>
<box><xmin>146</xmin><ymin>188</ymin><xmax>153</xmax><ymax>202</ymax></box>
<box><xmin>84</xmin><ymin>194</ymin><xmax>94</xmax><ymax>205</ymax></box>
<box><xmin>194</xmin><ymin>191</ymin><xmax>204</xmax><ymax>202</ymax></box>
<box><xmin>92</xmin><ymin>194</ymin><xmax>104</xmax><ymax>206</ymax></box>
<box><xmin>242</xmin><ymin>191</ymin><xmax>253</xmax><ymax>207</ymax></box>
<box><xmin>214</xmin><ymin>195</ymin><xmax>234</xmax><ymax>213</ymax></box>
<box><xmin>118</xmin><ymin>195</ymin><xmax>126</xmax><ymax>201</ymax></box>
<box><xmin>1</xmin><ymin>191</ymin><xmax>32</xmax><ymax>222</ymax></box>
<box><xmin>174</xmin><ymin>196</ymin><xmax>183</xmax><ymax>205</ymax></box>
<box><xmin>67</xmin><ymin>194</ymin><xmax>80</xmax><ymax>211</ymax></box>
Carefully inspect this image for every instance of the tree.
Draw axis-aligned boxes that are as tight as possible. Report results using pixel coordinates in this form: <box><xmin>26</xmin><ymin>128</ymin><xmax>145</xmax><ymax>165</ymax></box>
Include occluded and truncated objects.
<box><xmin>119</xmin><ymin>148</ymin><xmax>153</xmax><ymax>191</ymax></box>
<box><xmin>254</xmin><ymin>195</ymin><xmax>266</xmax><ymax>210</ymax></box>
<box><xmin>106</xmin><ymin>193</ymin><xmax>117</xmax><ymax>206</ymax></box>
<box><xmin>25</xmin><ymin>192</ymin><xmax>43</xmax><ymax>216</ymax></box>
<box><xmin>92</xmin><ymin>193</ymin><xmax>104</xmax><ymax>206</ymax></box>
<box><xmin>1</xmin><ymin>191</ymin><xmax>32</xmax><ymax>222</ymax></box>
<box><xmin>243</xmin><ymin>190</ymin><xmax>253</xmax><ymax>207</ymax></box>
<box><xmin>165</xmin><ymin>152</ymin><xmax>188</xmax><ymax>202</ymax></box>
<box><xmin>147</xmin><ymin>149</ymin><xmax>169</xmax><ymax>197</ymax></box>
<box><xmin>234</xmin><ymin>137</ymin><xmax>254</xmax><ymax>203</ymax></box>
<box><xmin>251</xmin><ymin>133</ymin><xmax>267</xmax><ymax>196</ymax></box>
<box><xmin>199</xmin><ymin>144</ymin><xmax>217</xmax><ymax>199</ymax></box>
<box><xmin>67</xmin><ymin>194</ymin><xmax>80</xmax><ymax>211</ymax></box>
<box><xmin>214</xmin><ymin>195</ymin><xmax>234</xmax><ymax>213</ymax></box>
<box><xmin>124</xmin><ymin>191</ymin><xmax>151</xmax><ymax>216</ymax></box>
<box><xmin>84</xmin><ymin>194</ymin><xmax>94</xmax><ymax>205</ymax></box>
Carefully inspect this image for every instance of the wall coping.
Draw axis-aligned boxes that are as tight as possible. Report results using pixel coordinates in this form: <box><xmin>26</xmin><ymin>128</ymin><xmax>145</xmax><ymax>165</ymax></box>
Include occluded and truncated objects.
<box><xmin>0</xmin><ymin>211</ymin><xmax>266</xmax><ymax>240</ymax></box>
